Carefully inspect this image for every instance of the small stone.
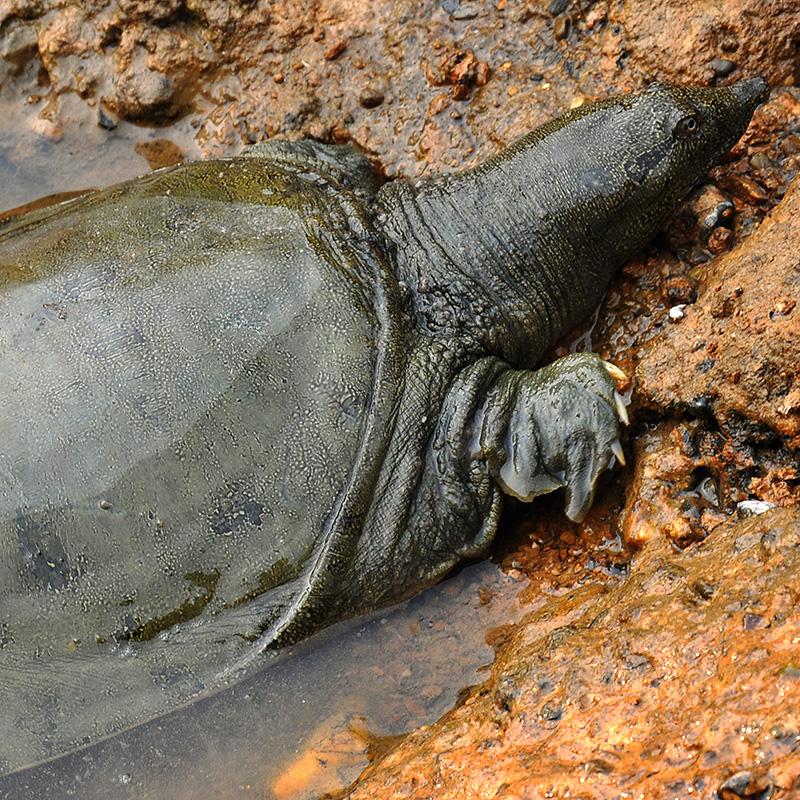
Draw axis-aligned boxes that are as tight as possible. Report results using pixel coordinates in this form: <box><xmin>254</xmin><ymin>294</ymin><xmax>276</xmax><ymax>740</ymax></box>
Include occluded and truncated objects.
<box><xmin>273</xmin><ymin>72</ymin><xmax>284</xmax><ymax>84</ymax></box>
<box><xmin>668</xmin><ymin>304</ymin><xmax>687</xmax><ymax>321</ymax></box>
<box><xmin>664</xmin><ymin>276</ymin><xmax>696</xmax><ymax>305</ymax></box>
<box><xmin>780</xmin><ymin>133</ymin><xmax>800</xmax><ymax>155</ymax></box>
<box><xmin>749</xmin><ymin>151</ymin><xmax>772</xmax><ymax>170</ymax></box>
<box><xmin>708</xmin><ymin>58</ymin><xmax>737</xmax><ymax>78</ymax></box>
<box><xmin>428</xmin><ymin>93</ymin><xmax>450</xmax><ymax>116</ymax></box>
<box><xmin>718</xmin><ymin>770</ymin><xmax>772</xmax><ymax>800</ymax></box>
<box><xmin>701</xmin><ymin>201</ymin><xmax>735</xmax><ymax>233</ymax></box>
<box><xmin>771</xmin><ymin>297</ymin><xmax>796</xmax><ymax>317</ymax></box>
<box><xmin>725</xmin><ymin>174</ymin><xmax>768</xmax><ymax>203</ymax></box>
<box><xmin>31</xmin><ymin>117</ymin><xmax>64</xmax><ymax>143</ymax></box>
<box><xmin>451</xmin><ymin>2</ymin><xmax>478</xmax><ymax>19</ymax></box>
<box><xmin>708</xmin><ymin>226</ymin><xmax>734</xmax><ymax>254</ymax></box>
<box><xmin>710</xmin><ymin>293</ymin><xmax>736</xmax><ymax>318</ymax></box>
<box><xmin>584</xmin><ymin>5</ymin><xmax>607</xmax><ymax>29</ymax></box>
<box><xmin>736</xmin><ymin>500</ymin><xmax>776</xmax><ymax>518</ymax></box>
<box><xmin>359</xmin><ymin>83</ymin><xmax>385</xmax><ymax>108</ymax></box>
<box><xmin>691</xmin><ymin>580</ymin><xmax>716</xmax><ymax>600</ymax></box>
<box><xmin>99</xmin><ymin>499</ymin><xmax>112</xmax><ymax>510</ymax></box>
<box><xmin>781</xmin><ymin>665</ymin><xmax>800</xmax><ymax>679</ymax></box>
<box><xmin>540</xmin><ymin>702</ymin><xmax>563</xmax><ymax>721</ymax></box>
<box><xmin>324</xmin><ymin>39</ymin><xmax>347</xmax><ymax>61</ymax></box>
<box><xmin>553</xmin><ymin>14</ymin><xmax>572</xmax><ymax>40</ymax></box>
<box><xmin>112</xmin><ymin>68</ymin><xmax>176</xmax><ymax>120</ymax></box>
<box><xmin>97</xmin><ymin>107</ymin><xmax>118</xmax><ymax>131</ymax></box>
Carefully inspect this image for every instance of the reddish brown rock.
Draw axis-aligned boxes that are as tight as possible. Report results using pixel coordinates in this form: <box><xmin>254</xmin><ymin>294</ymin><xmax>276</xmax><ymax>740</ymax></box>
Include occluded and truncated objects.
<box><xmin>616</xmin><ymin>0</ymin><xmax>800</xmax><ymax>87</ymax></box>
<box><xmin>636</xmin><ymin>180</ymin><xmax>800</xmax><ymax>451</ymax></box>
<box><xmin>345</xmin><ymin>508</ymin><xmax>800</xmax><ymax>800</ymax></box>
<box><xmin>2</xmin><ymin>0</ymin><xmax>798</xmax><ymax>206</ymax></box>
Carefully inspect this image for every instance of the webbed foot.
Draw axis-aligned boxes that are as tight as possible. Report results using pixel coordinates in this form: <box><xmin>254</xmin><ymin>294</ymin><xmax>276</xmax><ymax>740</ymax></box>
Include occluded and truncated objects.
<box><xmin>474</xmin><ymin>353</ymin><xmax>629</xmax><ymax>522</ymax></box>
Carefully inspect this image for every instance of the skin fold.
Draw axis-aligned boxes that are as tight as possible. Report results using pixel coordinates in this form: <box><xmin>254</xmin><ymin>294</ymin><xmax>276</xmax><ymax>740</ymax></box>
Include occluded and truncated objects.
<box><xmin>0</xmin><ymin>78</ymin><xmax>767</xmax><ymax>773</ymax></box>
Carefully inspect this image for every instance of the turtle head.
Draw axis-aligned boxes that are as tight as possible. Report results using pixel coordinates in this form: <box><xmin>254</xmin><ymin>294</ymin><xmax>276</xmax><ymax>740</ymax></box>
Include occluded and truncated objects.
<box><xmin>608</xmin><ymin>77</ymin><xmax>769</xmax><ymax>209</ymax></box>
<box><xmin>375</xmin><ymin>78</ymin><xmax>769</xmax><ymax>365</ymax></box>
<box><xmin>509</xmin><ymin>76</ymin><xmax>771</xmax><ymax>344</ymax></box>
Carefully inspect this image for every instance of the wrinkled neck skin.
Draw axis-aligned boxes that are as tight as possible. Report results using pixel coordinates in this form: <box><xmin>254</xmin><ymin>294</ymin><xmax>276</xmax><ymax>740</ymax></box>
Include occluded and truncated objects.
<box><xmin>376</xmin><ymin>113</ymin><xmax>685</xmax><ymax>368</ymax></box>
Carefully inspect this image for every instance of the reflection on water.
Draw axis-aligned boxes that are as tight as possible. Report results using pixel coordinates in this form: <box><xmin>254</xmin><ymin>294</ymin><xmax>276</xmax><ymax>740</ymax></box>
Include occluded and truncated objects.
<box><xmin>0</xmin><ymin>561</ymin><xmax>528</xmax><ymax>800</ymax></box>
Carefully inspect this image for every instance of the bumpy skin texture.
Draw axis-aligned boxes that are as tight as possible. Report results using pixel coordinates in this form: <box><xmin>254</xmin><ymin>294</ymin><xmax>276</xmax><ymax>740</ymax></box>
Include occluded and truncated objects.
<box><xmin>0</xmin><ymin>79</ymin><xmax>766</xmax><ymax>773</ymax></box>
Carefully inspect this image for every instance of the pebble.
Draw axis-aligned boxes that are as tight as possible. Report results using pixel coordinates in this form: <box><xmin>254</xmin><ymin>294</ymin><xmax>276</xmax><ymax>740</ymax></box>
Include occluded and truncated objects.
<box><xmin>324</xmin><ymin>40</ymin><xmax>347</xmax><ymax>61</ymax></box>
<box><xmin>97</xmin><ymin>107</ymin><xmax>118</xmax><ymax>131</ymax></box>
<box><xmin>718</xmin><ymin>770</ymin><xmax>772</xmax><ymax>800</ymax></box>
<box><xmin>553</xmin><ymin>14</ymin><xmax>572</xmax><ymax>40</ymax></box>
<box><xmin>547</xmin><ymin>0</ymin><xmax>569</xmax><ymax>14</ymax></box>
<box><xmin>736</xmin><ymin>500</ymin><xmax>776</xmax><ymax>518</ymax></box>
<box><xmin>725</xmin><ymin>174</ymin><xmax>768</xmax><ymax>203</ymax></box>
<box><xmin>116</xmin><ymin>69</ymin><xmax>175</xmax><ymax>119</ymax></box>
<box><xmin>707</xmin><ymin>58</ymin><xmax>737</xmax><ymax>78</ymax></box>
<box><xmin>749</xmin><ymin>151</ymin><xmax>772</xmax><ymax>170</ymax></box>
<box><xmin>771</xmin><ymin>297</ymin><xmax>796</xmax><ymax>317</ymax></box>
<box><xmin>707</xmin><ymin>226</ymin><xmax>734</xmax><ymax>255</ymax></box>
<box><xmin>701</xmin><ymin>201</ymin><xmax>735</xmax><ymax>232</ymax></box>
<box><xmin>451</xmin><ymin>2</ymin><xmax>479</xmax><ymax>19</ymax></box>
<box><xmin>668</xmin><ymin>304</ymin><xmax>687</xmax><ymax>321</ymax></box>
<box><xmin>780</xmin><ymin>133</ymin><xmax>800</xmax><ymax>155</ymax></box>
<box><xmin>30</xmin><ymin>117</ymin><xmax>64</xmax><ymax>142</ymax></box>
<box><xmin>359</xmin><ymin>83</ymin><xmax>385</xmax><ymax>108</ymax></box>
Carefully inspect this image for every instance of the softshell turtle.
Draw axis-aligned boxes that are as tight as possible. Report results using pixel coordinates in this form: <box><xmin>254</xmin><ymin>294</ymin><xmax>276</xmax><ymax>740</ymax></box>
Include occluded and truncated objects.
<box><xmin>0</xmin><ymin>78</ymin><xmax>767</xmax><ymax>773</ymax></box>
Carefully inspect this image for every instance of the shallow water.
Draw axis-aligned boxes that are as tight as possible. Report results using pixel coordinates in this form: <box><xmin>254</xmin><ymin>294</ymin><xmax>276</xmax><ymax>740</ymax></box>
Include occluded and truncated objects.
<box><xmin>0</xmin><ymin>561</ymin><xmax>527</xmax><ymax>800</ymax></box>
<box><xmin>0</xmin><ymin>91</ymin><xmax>203</xmax><ymax>214</ymax></box>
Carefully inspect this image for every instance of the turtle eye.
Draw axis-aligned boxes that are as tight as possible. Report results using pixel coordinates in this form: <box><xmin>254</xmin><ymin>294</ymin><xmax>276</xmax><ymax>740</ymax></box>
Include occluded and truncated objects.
<box><xmin>674</xmin><ymin>115</ymin><xmax>699</xmax><ymax>138</ymax></box>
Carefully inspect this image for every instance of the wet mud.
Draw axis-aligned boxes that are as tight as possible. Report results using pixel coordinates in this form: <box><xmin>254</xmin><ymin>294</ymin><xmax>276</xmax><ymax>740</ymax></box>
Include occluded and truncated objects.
<box><xmin>1</xmin><ymin>0</ymin><xmax>799</xmax><ymax>798</ymax></box>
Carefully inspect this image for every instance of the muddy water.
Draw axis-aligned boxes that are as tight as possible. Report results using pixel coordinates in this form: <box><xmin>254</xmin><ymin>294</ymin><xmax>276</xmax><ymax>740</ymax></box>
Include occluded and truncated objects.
<box><xmin>0</xmin><ymin>91</ymin><xmax>203</xmax><ymax>214</ymax></box>
<box><xmin>0</xmin><ymin>561</ymin><xmax>528</xmax><ymax>800</ymax></box>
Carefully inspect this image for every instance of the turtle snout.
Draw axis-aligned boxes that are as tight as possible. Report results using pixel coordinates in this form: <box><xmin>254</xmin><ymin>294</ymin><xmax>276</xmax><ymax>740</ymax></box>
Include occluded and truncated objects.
<box><xmin>730</xmin><ymin>76</ymin><xmax>769</xmax><ymax>113</ymax></box>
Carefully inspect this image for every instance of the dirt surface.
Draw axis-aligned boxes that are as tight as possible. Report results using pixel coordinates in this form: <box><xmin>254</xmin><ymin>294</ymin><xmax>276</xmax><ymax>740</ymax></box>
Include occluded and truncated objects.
<box><xmin>1</xmin><ymin>1</ymin><xmax>799</xmax><ymax>799</ymax></box>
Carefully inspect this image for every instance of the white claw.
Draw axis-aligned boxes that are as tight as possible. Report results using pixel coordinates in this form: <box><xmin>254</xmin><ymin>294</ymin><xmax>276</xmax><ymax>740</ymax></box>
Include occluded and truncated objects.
<box><xmin>611</xmin><ymin>439</ymin><xmax>626</xmax><ymax>466</ymax></box>
<box><xmin>614</xmin><ymin>391</ymin><xmax>630</xmax><ymax>426</ymax></box>
<box><xmin>603</xmin><ymin>360</ymin><xmax>627</xmax><ymax>383</ymax></box>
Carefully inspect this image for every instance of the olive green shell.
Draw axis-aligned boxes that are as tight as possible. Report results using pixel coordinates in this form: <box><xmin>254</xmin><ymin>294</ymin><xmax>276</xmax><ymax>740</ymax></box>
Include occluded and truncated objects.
<box><xmin>0</xmin><ymin>153</ymin><xmax>401</xmax><ymax>772</ymax></box>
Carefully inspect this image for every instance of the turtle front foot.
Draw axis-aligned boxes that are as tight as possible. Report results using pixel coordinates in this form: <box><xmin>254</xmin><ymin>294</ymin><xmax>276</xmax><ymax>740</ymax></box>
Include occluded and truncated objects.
<box><xmin>474</xmin><ymin>353</ymin><xmax>630</xmax><ymax>522</ymax></box>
